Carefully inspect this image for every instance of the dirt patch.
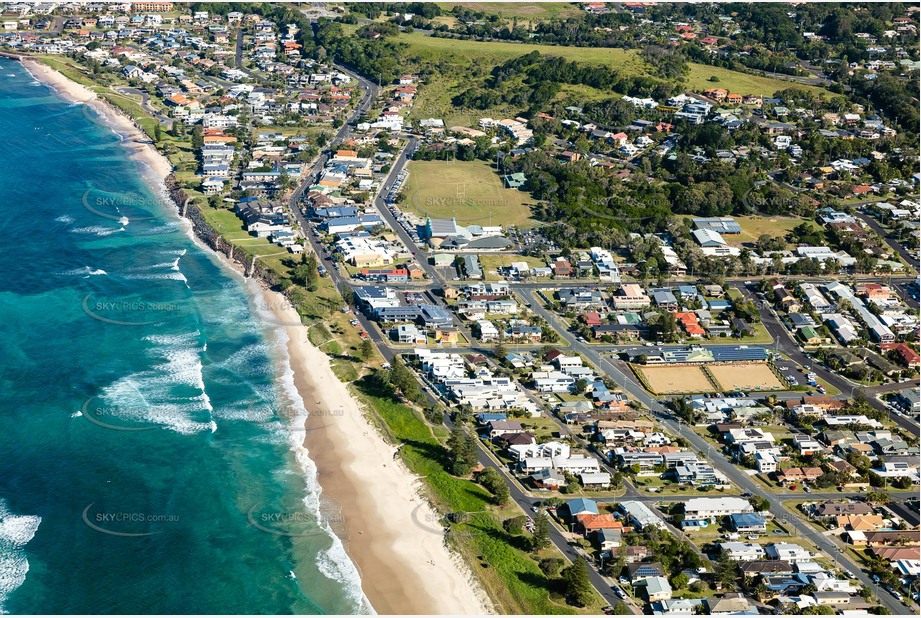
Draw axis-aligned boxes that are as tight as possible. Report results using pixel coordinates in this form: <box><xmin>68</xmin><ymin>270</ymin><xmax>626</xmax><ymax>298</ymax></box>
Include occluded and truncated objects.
<box><xmin>708</xmin><ymin>362</ymin><xmax>784</xmax><ymax>392</ymax></box>
<box><xmin>637</xmin><ymin>365</ymin><xmax>714</xmax><ymax>394</ymax></box>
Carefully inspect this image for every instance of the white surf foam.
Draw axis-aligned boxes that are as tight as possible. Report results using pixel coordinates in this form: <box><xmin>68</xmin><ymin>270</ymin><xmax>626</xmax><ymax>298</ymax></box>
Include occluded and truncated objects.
<box><xmin>71</xmin><ymin>225</ymin><xmax>124</xmax><ymax>237</ymax></box>
<box><xmin>98</xmin><ymin>331</ymin><xmax>216</xmax><ymax>435</ymax></box>
<box><xmin>61</xmin><ymin>266</ymin><xmax>107</xmax><ymax>277</ymax></box>
<box><xmin>267</xmin><ymin>323</ymin><xmax>371</xmax><ymax>614</ymax></box>
<box><xmin>0</xmin><ymin>500</ymin><xmax>41</xmax><ymax>614</ymax></box>
<box><xmin>55</xmin><ymin>215</ymin><xmax>75</xmax><ymax>224</ymax></box>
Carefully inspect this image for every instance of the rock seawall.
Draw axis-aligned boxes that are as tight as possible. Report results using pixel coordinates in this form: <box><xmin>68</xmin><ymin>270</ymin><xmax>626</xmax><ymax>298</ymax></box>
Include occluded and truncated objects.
<box><xmin>165</xmin><ymin>175</ymin><xmax>283</xmax><ymax>287</ymax></box>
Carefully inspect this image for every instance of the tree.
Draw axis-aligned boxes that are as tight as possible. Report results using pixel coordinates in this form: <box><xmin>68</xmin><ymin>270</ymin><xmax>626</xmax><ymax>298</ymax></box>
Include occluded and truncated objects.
<box><xmin>154</xmin><ymin>123</ymin><xmax>162</xmax><ymax>142</ymax></box>
<box><xmin>478</xmin><ymin>468</ymin><xmax>511</xmax><ymax>505</ymax></box>
<box><xmin>493</xmin><ymin>340</ymin><xmax>507</xmax><ymax>362</ymax></box>
<box><xmin>572</xmin><ymin>378</ymin><xmax>588</xmax><ymax>396</ymax></box>
<box><xmin>447</xmin><ymin>427</ymin><xmax>478</xmax><ymax>476</ymax></box>
<box><xmin>503</xmin><ymin>515</ymin><xmax>527</xmax><ymax>535</ymax></box>
<box><xmin>294</xmin><ymin>253</ymin><xmax>320</xmax><ymax>291</ymax></box>
<box><xmin>749</xmin><ymin>495</ymin><xmax>770</xmax><ymax>512</ymax></box>
<box><xmin>424</xmin><ymin>403</ymin><xmax>445</xmax><ymax>425</ymax></box>
<box><xmin>539</xmin><ymin>557</ymin><xmax>565</xmax><ymax>577</ymax></box>
<box><xmin>865</xmin><ymin>491</ymin><xmax>890</xmax><ymax>504</ymax></box>
<box><xmin>530</xmin><ymin>513</ymin><xmax>551</xmax><ymax>551</ymax></box>
<box><xmin>359</xmin><ymin>338</ymin><xmax>374</xmax><ymax>361</ymax></box>
<box><xmin>612</xmin><ymin>601</ymin><xmax>630</xmax><ymax>615</ymax></box>
<box><xmin>670</xmin><ymin>572</ymin><xmax>690</xmax><ymax>590</ymax></box>
<box><xmin>561</xmin><ymin>560</ymin><xmax>594</xmax><ymax>607</ymax></box>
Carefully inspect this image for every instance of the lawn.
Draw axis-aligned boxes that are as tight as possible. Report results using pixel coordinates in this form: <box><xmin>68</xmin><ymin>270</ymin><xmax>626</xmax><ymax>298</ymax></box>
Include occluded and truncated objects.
<box><xmin>400</xmin><ymin>30</ymin><xmax>647</xmax><ymax>73</ymax></box>
<box><xmin>355</xmin><ymin>377</ymin><xmax>604</xmax><ymax>614</ymax></box>
<box><xmin>401</xmin><ymin>160</ymin><xmax>536</xmax><ymax>227</ymax></box>
<box><xmin>728</xmin><ymin>215</ymin><xmax>819</xmax><ymax>248</ymax></box>
<box><xmin>435</xmin><ymin>2</ymin><xmax>583</xmax><ymax>21</ymax></box>
<box><xmin>684</xmin><ymin>63</ymin><xmax>830</xmax><ymax>98</ymax></box>
<box><xmin>478</xmin><ymin>254</ymin><xmax>546</xmax><ymax>280</ymax></box>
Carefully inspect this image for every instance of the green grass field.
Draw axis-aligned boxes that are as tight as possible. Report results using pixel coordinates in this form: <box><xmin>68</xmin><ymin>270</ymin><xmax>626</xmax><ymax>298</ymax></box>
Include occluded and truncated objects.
<box><xmin>389</xmin><ymin>29</ymin><xmax>829</xmax><ymax>123</ymax></box>
<box><xmin>728</xmin><ymin>215</ymin><xmax>820</xmax><ymax>248</ymax></box>
<box><xmin>402</xmin><ymin>160</ymin><xmax>536</xmax><ymax>228</ymax></box>
<box><xmin>400</xmin><ymin>30</ymin><xmax>646</xmax><ymax>72</ymax></box>
<box><xmin>478</xmin><ymin>254</ymin><xmax>546</xmax><ymax>280</ymax></box>
<box><xmin>435</xmin><ymin>2</ymin><xmax>583</xmax><ymax>21</ymax></box>
<box><xmin>684</xmin><ymin>63</ymin><xmax>829</xmax><ymax>98</ymax></box>
<box><xmin>356</xmin><ymin>377</ymin><xmax>604</xmax><ymax>614</ymax></box>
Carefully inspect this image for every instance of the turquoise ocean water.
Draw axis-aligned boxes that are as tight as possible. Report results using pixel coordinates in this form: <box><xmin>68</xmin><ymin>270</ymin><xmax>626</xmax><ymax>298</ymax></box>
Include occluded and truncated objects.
<box><xmin>0</xmin><ymin>57</ymin><xmax>366</xmax><ymax>614</ymax></box>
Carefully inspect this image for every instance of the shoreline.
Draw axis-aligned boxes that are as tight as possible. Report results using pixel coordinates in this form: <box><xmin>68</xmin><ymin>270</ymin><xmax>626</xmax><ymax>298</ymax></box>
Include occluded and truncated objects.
<box><xmin>263</xmin><ymin>288</ymin><xmax>492</xmax><ymax>615</ymax></box>
<box><xmin>20</xmin><ymin>58</ymin><xmax>172</xmax><ymax>183</ymax></box>
<box><xmin>23</xmin><ymin>55</ymin><xmax>492</xmax><ymax>615</ymax></box>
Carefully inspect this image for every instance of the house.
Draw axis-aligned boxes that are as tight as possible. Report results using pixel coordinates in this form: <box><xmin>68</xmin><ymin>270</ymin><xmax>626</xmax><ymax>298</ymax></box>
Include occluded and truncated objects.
<box><xmin>739</xmin><ymin>561</ymin><xmax>793</xmax><ymax>577</ymax></box>
<box><xmin>719</xmin><ymin>542</ymin><xmax>765</xmax><ymax>561</ymax></box>
<box><xmin>626</xmin><ymin>562</ymin><xmax>666</xmax><ymax>583</ymax></box>
<box><xmin>684</xmin><ymin>497</ymin><xmax>755</xmax><ymax>519</ymax></box>
<box><xmin>729</xmin><ymin>513</ymin><xmax>767</xmax><ymax>533</ymax></box>
<box><xmin>594</xmin><ymin>528</ymin><xmax>623</xmax><ymax>551</ymax></box>
<box><xmin>706</xmin><ymin>593</ymin><xmax>758</xmax><ymax>615</ymax></box>
<box><xmin>623</xmin><ymin>546</ymin><xmax>650</xmax><ymax>563</ymax></box>
<box><xmin>619</xmin><ymin>501</ymin><xmax>666</xmax><ymax>530</ymax></box>
<box><xmin>486</xmin><ymin>420</ymin><xmax>523</xmax><ymax>439</ymax></box>
<box><xmin>564</xmin><ymin>498</ymin><xmax>598</xmax><ymax>517</ymax></box>
<box><xmin>639</xmin><ymin>576</ymin><xmax>672</xmax><ymax>602</ymax></box>
<box><xmin>766</xmin><ymin>543</ymin><xmax>813</xmax><ymax>563</ymax></box>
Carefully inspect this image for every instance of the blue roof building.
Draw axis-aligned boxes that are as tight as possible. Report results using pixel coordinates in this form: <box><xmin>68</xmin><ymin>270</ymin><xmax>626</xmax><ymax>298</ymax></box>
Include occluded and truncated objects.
<box><xmin>565</xmin><ymin>498</ymin><xmax>598</xmax><ymax>517</ymax></box>
<box><xmin>729</xmin><ymin>512</ymin><xmax>767</xmax><ymax>532</ymax></box>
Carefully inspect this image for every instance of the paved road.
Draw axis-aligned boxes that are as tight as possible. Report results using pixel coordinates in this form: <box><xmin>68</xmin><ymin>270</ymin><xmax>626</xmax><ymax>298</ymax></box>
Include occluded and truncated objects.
<box><xmin>512</xmin><ymin>289</ymin><xmax>911</xmax><ymax>614</ymax></box>
<box><xmin>735</xmin><ymin>283</ymin><xmax>921</xmax><ymax>435</ymax></box>
<box><xmin>114</xmin><ymin>86</ymin><xmax>172</xmax><ymax>127</ymax></box>
<box><xmin>282</xmin><ymin>55</ymin><xmax>912</xmax><ymax>614</ymax></box>
<box><xmin>854</xmin><ymin>210</ymin><xmax>920</xmax><ymax>270</ymax></box>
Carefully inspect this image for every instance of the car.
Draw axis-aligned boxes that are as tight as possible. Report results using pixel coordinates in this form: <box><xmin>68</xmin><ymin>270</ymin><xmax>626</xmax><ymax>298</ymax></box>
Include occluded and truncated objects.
<box><xmin>381</xmin><ymin>362</ymin><xmax>391</xmax><ymax>370</ymax></box>
<box><xmin>613</xmin><ymin>587</ymin><xmax>627</xmax><ymax>600</ymax></box>
<box><xmin>804</xmin><ymin>487</ymin><xmax>811</xmax><ymax>493</ymax></box>
<box><xmin>619</xmin><ymin>577</ymin><xmax>629</xmax><ymax>585</ymax></box>
<box><xmin>741</xmin><ymin>492</ymin><xmax>752</xmax><ymax>498</ymax></box>
<box><xmin>872</xmin><ymin>575</ymin><xmax>881</xmax><ymax>583</ymax></box>
<box><xmin>747</xmin><ymin>535</ymin><xmax>760</xmax><ymax>540</ymax></box>
<box><xmin>531</xmin><ymin>506</ymin><xmax>539</xmax><ymax>513</ymax></box>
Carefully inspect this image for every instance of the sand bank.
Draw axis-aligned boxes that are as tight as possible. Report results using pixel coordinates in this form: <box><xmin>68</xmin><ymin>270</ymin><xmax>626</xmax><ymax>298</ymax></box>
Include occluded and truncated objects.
<box><xmin>25</xmin><ymin>55</ymin><xmax>492</xmax><ymax>616</ymax></box>
<box><xmin>265</xmin><ymin>289</ymin><xmax>493</xmax><ymax>615</ymax></box>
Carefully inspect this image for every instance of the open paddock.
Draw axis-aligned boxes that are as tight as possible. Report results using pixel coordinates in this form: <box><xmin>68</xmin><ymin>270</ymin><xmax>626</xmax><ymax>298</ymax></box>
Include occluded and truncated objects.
<box><xmin>708</xmin><ymin>362</ymin><xmax>785</xmax><ymax>392</ymax></box>
<box><xmin>636</xmin><ymin>365</ymin><xmax>714</xmax><ymax>395</ymax></box>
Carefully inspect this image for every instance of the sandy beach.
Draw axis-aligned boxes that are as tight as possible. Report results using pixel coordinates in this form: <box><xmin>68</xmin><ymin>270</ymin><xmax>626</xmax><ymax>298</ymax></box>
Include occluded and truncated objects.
<box><xmin>24</xmin><ymin>56</ymin><xmax>492</xmax><ymax>615</ymax></box>
<box><xmin>21</xmin><ymin>58</ymin><xmax>172</xmax><ymax>182</ymax></box>
<box><xmin>266</xmin><ymin>289</ymin><xmax>493</xmax><ymax>615</ymax></box>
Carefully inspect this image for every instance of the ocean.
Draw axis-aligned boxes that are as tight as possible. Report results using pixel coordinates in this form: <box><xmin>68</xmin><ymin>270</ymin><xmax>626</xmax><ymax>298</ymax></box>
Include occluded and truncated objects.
<box><xmin>0</xmin><ymin>57</ymin><xmax>367</xmax><ymax>614</ymax></box>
